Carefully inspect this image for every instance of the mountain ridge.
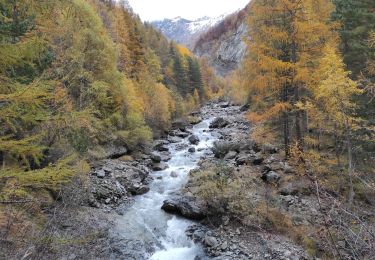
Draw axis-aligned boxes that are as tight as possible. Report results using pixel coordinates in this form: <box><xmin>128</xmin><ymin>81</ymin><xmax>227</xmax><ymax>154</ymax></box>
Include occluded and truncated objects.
<box><xmin>151</xmin><ymin>14</ymin><xmax>229</xmax><ymax>49</ymax></box>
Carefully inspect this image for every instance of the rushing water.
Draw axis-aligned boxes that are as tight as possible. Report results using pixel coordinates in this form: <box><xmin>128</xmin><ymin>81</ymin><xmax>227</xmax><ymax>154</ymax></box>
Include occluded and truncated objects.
<box><xmin>113</xmin><ymin>118</ymin><xmax>217</xmax><ymax>260</ymax></box>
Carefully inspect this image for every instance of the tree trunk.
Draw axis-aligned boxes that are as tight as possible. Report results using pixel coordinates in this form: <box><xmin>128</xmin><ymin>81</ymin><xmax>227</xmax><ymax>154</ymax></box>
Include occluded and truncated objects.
<box><xmin>1</xmin><ymin>151</ymin><xmax>5</xmax><ymax>170</ymax></box>
<box><xmin>290</xmin><ymin>28</ymin><xmax>303</xmax><ymax>148</ymax></box>
<box><xmin>282</xmin><ymin>84</ymin><xmax>290</xmax><ymax>157</ymax></box>
<box><xmin>345</xmin><ymin>119</ymin><xmax>354</xmax><ymax>207</ymax></box>
<box><xmin>294</xmin><ymin>85</ymin><xmax>303</xmax><ymax>146</ymax></box>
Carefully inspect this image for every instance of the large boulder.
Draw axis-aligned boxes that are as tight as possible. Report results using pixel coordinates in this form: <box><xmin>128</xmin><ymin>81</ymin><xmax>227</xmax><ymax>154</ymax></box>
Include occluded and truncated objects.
<box><xmin>98</xmin><ymin>143</ymin><xmax>128</xmax><ymax>159</ymax></box>
<box><xmin>209</xmin><ymin>117</ymin><xmax>229</xmax><ymax>129</ymax></box>
<box><xmin>188</xmin><ymin>135</ymin><xmax>200</xmax><ymax>145</ymax></box>
<box><xmin>161</xmin><ymin>197</ymin><xmax>206</xmax><ymax>220</ymax></box>
<box><xmin>212</xmin><ymin>141</ymin><xmax>241</xmax><ymax>158</ymax></box>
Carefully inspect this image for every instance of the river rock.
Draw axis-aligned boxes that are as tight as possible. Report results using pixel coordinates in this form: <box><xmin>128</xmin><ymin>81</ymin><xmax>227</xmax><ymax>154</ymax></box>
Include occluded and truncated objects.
<box><xmin>235</xmin><ymin>153</ymin><xmax>252</xmax><ymax>165</ymax></box>
<box><xmin>160</xmin><ymin>151</ymin><xmax>172</xmax><ymax>162</ymax></box>
<box><xmin>204</xmin><ymin>235</ymin><xmax>219</xmax><ymax>247</ymax></box>
<box><xmin>219</xmin><ymin>102</ymin><xmax>230</xmax><ymax>108</ymax></box>
<box><xmin>252</xmin><ymin>154</ymin><xmax>264</xmax><ymax>165</ymax></box>
<box><xmin>132</xmin><ymin>185</ymin><xmax>150</xmax><ymax>195</ymax></box>
<box><xmin>153</xmin><ymin>140</ymin><xmax>170</xmax><ymax>152</ymax></box>
<box><xmin>188</xmin><ymin>116</ymin><xmax>203</xmax><ymax>125</ymax></box>
<box><xmin>261</xmin><ymin>170</ymin><xmax>281</xmax><ymax>184</ymax></box>
<box><xmin>176</xmin><ymin>143</ymin><xmax>189</xmax><ymax>151</ymax></box>
<box><xmin>188</xmin><ymin>147</ymin><xmax>196</xmax><ymax>153</ymax></box>
<box><xmin>161</xmin><ymin>197</ymin><xmax>206</xmax><ymax>220</ymax></box>
<box><xmin>153</xmin><ymin>162</ymin><xmax>169</xmax><ymax>171</ymax></box>
<box><xmin>221</xmin><ymin>241</ymin><xmax>228</xmax><ymax>250</ymax></box>
<box><xmin>170</xmin><ymin>171</ymin><xmax>178</xmax><ymax>178</ymax></box>
<box><xmin>170</xmin><ymin>130</ymin><xmax>189</xmax><ymax>138</ymax></box>
<box><xmin>96</xmin><ymin>169</ymin><xmax>106</xmax><ymax>178</ymax></box>
<box><xmin>209</xmin><ymin>117</ymin><xmax>229</xmax><ymax>129</ymax></box>
<box><xmin>101</xmin><ymin>144</ymin><xmax>128</xmax><ymax>159</ymax></box>
<box><xmin>150</xmin><ymin>152</ymin><xmax>162</xmax><ymax>163</ymax></box>
<box><xmin>188</xmin><ymin>135</ymin><xmax>200</xmax><ymax>145</ymax></box>
<box><xmin>224</xmin><ymin>151</ymin><xmax>237</xmax><ymax>160</ymax></box>
<box><xmin>168</xmin><ymin>136</ymin><xmax>182</xmax><ymax>143</ymax></box>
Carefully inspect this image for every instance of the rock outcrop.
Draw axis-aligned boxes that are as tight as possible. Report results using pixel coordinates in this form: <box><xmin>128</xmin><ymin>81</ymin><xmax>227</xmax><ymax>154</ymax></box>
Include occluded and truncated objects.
<box><xmin>193</xmin><ymin>7</ymin><xmax>249</xmax><ymax>76</ymax></box>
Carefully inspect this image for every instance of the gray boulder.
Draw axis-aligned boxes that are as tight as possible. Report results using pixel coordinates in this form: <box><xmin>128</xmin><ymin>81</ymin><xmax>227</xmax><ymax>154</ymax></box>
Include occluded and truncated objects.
<box><xmin>204</xmin><ymin>235</ymin><xmax>219</xmax><ymax>247</ymax></box>
<box><xmin>188</xmin><ymin>116</ymin><xmax>203</xmax><ymax>125</ymax></box>
<box><xmin>153</xmin><ymin>140</ymin><xmax>170</xmax><ymax>152</ymax></box>
<box><xmin>252</xmin><ymin>154</ymin><xmax>264</xmax><ymax>165</ymax></box>
<box><xmin>188</xmin><ymin>135</ymin><xmax>200</xmax><ymax>145</ymax></box>
<box><xmin>161</xmin><ymin>197</ymin><xmax>206</xmax><ymax>220</ymax></box>
<box><xmin>235</xmin><ymin>153</ymin><xmax>252</xmax><ymax>165</ymax></box>
<box><xmin>152</xmin><ymin>162</ymin><xmax>169</xmax><ymax>171</ymax></box>
<box><xmin>188</xmin><ymin>147</ymin><xmax>196</xmax><ymax>153</ymax></box>
<box><xmin>209</xmin><ymin>117</ymin><xmax>229</xmax><ymax>129</ymax></box>
<box><xmin>168</xmin><ymin>136</ymin><xmax>182</xmax><ymax>143</ymax></box>
<box><xmin>159</xmin><ymin>151</ymin><xmax>172</xmax><ymax>162</ymax></box>
<box><xmin>96</xmin><ymin>169</ymin><xmax>106</xmax><ymax>178</ymax></box>
<box><xmin>224</xmin><ymin>151</ymin><xmax>237</xmax><ymax>160</ymax></box>
<box><xmin>150</xmin><ymin>152</ymin><xmax>162</xmax><ymax>163</ymax></box>
<box><xmin>175</xmin><ymin>131</ymin><xmax>190</xmax><ymax>138</ymax></box>
<box><xmin>129</xmin><ymin>183</ymin><xmax>150</xmax><ymax>195</ymax></box>
<box><xmin>261</xmin><ymin>171</ymin><xmax>281</xmax><ymax>184</ymax></box>
<box><xmin>219</xmin><ymin>102</ymin><xmax>230</xmax><ymax>108</ymax></box>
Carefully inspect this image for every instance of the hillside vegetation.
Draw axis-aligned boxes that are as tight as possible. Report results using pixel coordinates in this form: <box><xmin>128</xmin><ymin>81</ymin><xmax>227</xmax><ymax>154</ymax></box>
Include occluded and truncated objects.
<box><xmin>0</xmin><ymin>1</ymin><xmax>226</xmax><ymax>252</ymax></box>
<box><xmin>212</xmin><ymin>0</ymin><xmax>375</xmax><ymax>258</ymax></box>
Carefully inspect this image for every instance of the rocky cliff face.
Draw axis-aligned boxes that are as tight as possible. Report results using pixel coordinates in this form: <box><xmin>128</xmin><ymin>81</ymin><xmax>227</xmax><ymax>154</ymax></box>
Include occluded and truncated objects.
<box><xmin>193</xmin><ymin>7</ymin><xmax>249</xmax><ymax>77</ymax></box>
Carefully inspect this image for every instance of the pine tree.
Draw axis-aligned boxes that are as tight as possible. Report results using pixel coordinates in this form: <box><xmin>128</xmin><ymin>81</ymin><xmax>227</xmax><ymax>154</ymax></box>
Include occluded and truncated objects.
<box><xmin>333</xmin><ymin>0</ymin><xmax>375</xmax><ymax>77</ymax></box>
<box><xmin>314</xmin><ymin>42</ymin><xmax>362</xmax><ymax>205</ymax></box>
<box><xmin>245</xmin><ymin>0</ymin><xmax>334</xmax><ymax>155</ymax></box>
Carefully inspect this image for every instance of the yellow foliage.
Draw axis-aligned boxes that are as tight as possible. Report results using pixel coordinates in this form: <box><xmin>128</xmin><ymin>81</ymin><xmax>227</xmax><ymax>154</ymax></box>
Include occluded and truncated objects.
<box><xmin>247</xmin><ymin>102</ymin><xmax>290</xmax><ymax>123</ymax></box>
<box><xmin>143</xmin><ymin>82</ymin><xmax>176</xmax><ymax>133</ymax></box>
<box><xmin>176</xmin><ymin>44</ymin><xmax>193</xmax><ymax>57</ymax></box>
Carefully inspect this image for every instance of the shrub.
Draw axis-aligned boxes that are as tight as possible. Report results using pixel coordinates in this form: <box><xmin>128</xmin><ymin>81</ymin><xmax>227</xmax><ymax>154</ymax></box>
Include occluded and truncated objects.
<box><xmin>191</xmin><ymin>164</ymin><xmax>253</xmax><ymax>219</ymax></box>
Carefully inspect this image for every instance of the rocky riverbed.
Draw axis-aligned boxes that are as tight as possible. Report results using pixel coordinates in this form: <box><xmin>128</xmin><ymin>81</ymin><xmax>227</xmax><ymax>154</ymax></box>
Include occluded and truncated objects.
<box><xmin>43</xmin><ymin>101</ymin><xmax>317</xmax><ymax>260</ymax></box>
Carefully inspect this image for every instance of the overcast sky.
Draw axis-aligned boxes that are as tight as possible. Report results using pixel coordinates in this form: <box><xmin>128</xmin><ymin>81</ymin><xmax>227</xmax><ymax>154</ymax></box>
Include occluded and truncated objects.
<box><xmin>127</xmin><ymin>0</ymin><xmax>250</xmax><ymax>21</ymax></box>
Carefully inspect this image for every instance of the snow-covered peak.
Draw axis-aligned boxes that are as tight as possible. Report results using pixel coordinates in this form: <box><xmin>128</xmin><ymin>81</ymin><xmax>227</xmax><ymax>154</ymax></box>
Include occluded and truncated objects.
<box><xmin>188</xmin><ymin>13</ymin><xmax>230</xmax><ymax>34</ymax></box>
<box><xmin>151</xmin><ymin>13</ymin><xmax>229</xmax><ymax>49</ymax></box>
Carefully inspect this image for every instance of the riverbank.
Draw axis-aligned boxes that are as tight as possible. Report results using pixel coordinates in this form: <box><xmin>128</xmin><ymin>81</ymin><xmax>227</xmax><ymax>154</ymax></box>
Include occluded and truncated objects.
<box><xmin>5</xmin><ymin>100</ymin><xmax>372</xmax><ymax>260</ymax></box>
